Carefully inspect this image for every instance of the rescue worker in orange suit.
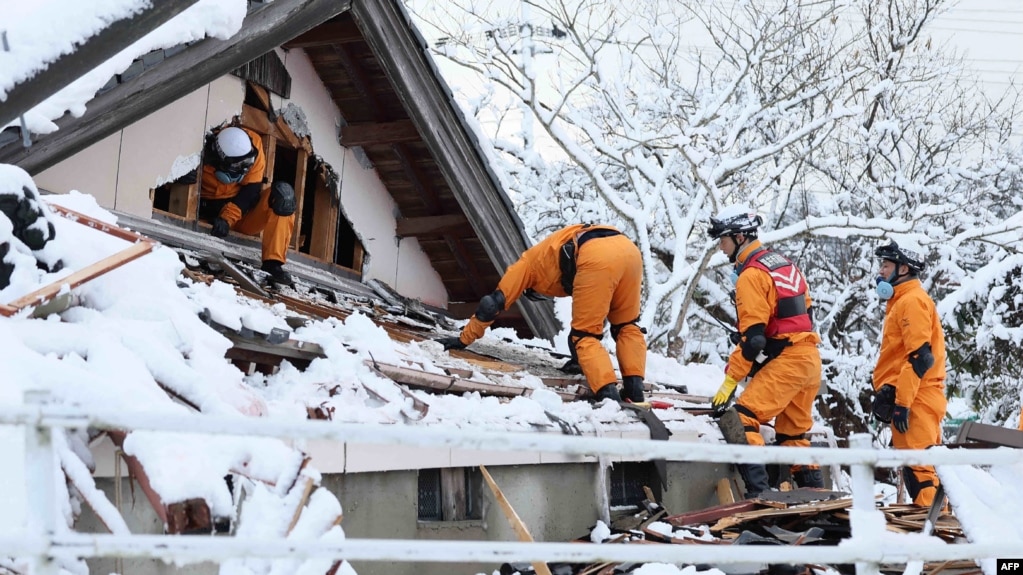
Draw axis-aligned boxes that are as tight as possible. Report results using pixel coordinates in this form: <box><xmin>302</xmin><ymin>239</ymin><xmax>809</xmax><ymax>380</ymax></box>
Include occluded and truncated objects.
<box><xmin>436</xmin><ymin>224</ymin><xmax>648</xmax><ymax>403</ymax></box>
<box><xmin>708</xmin><ymin>205</ymin><xmax>824</xmax><ymax>498</ymax></box>
<box><xmin>870</xmin><ymin>240</ymin><xmax>947</xmax><ymax>507</ymax></box>
<box><xmin>200</xmin><ymin>125</ymin><xmax>297</xmax><ymax>286</ymax></box>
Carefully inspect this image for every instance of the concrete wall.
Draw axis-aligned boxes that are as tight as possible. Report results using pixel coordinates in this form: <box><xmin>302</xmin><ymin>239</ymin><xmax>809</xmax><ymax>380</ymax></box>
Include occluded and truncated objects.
<box><xmin>32</xmin><ymin>47</ymin><xmax>449</xmax><ymax>307</ymax></box>
<box><xmin>74</xmin><ymin>459</ymin><xmax>728</xmax><ymax>575</ymax></box>
<box><xmin>326</xmin><ymin>461</ymin><xmax>728</xmax><ymax>575</ymax></box>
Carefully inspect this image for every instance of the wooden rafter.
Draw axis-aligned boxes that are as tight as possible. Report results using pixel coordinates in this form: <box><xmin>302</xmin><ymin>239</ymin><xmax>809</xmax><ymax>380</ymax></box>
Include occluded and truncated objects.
<box><xmin>392</xmin><ymin>142</ymin><xmax>488</xmax><ymax>298</ymax></box>
<box><xmin>331</xmin><ymin>42</ymin><xmax>382</xmax><ymax>119</ymax></box>
<box><xmin>340</xmin><ymin>119</ymin><xmax>419</xmax><ymax>147</ymax></box>
<box><xmin>283</xmin><ymin>18</ymin><xmax>363</xmax><ymax>48</ymax></box>
<box><xmin>395</xmin><ymin>214</ymin><xmax>471</xmax><ymax>238</ymax></box>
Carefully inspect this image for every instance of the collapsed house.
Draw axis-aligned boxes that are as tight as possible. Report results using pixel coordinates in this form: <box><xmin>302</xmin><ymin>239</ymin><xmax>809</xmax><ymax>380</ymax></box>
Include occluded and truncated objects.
<box><xmin>2</xmin><ymin>1</ymin><xmax>1022</xmax><ymax>575</ymax></box>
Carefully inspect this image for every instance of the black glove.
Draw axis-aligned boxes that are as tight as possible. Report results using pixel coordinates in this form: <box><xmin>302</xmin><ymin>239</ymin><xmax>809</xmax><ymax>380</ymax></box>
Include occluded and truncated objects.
<box><xmin>436</xmin><ymin>336</ymin><xmax>466</xmax><ymax>351</ymax></box>
<box><xmin>871</xmin><ymin>384</ymin><xmax>896</xmax><ymax>423</ymax></box>
<box><xmin>892</xmin><ymin>405</ymin><xmax>910</xmax><ymax>433</ymax></box>
<box><xmin>728</xmin><ymin>330</ymin><xmax>741</xmax><ymax>345</ymax></box>
<box><xmin>211</xmin><ymin>217</ymin><xmax>231</xmax><ymax>238</ymax></box>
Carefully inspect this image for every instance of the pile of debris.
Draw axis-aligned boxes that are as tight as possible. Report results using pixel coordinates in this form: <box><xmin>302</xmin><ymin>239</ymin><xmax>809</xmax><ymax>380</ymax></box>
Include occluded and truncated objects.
<box><xmin>498</xmin><ymin>488</ymin><xmax>967</xmax><ymax>575</ymax></box>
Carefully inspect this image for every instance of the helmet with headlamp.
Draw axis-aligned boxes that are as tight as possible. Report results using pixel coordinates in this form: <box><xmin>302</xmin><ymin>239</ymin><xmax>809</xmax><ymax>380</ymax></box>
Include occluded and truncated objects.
<box><xmin>210</xmin><ymin>127</ymin><xmax>257</xmax><ymax>184</ymax></box>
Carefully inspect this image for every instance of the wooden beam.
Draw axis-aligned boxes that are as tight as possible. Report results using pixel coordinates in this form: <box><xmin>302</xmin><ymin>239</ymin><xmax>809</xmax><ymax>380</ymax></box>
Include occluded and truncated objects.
<box><xmin>479</xmin><ymin>465</ymin><xmax>554</xmax><ymax>575</ymax></box>
<box><xmin>330</xmin><ymin>41</ymin><xmax>383</xmax><ymax>118</ymax></box>
<box><xmin>220</xmin><ymin>331</ymin><xmax>326</xmax><ymax>364</ymax></box>
<box><xmin>2</xmin><ymin>0</ymin><xmax>352</xmax><ymax>173</ymax></box>
<box><xmin>664</xmin><ymin>500</ymin><xmax>759</xmax><ymax>528</ymax></box>
<box><xmin>308</xmin><ymin>178</ymin><xmax>339</xmax><ymax>260</ymax></box>
<box><xmin>105</xmin><ymin>435</ymin><xmax>161</xmax><ymax>524</ymax></box>
<box><xmin>0</xmin><ymin>0</ymin><xmax>202</xmax><ymax>129</ymax></box>
<box><xmin>365</xmin><ymin>359</ymin><xmax>577</xmax><ymax>401</ymax></box>
<box><xmin>955</xmin><ymin>420</ymin><xmax>1023</xmax><ymax>448</ymax></box>
<box><xmin>340</xmin><ymin>119</ymin><xmax>419</xmax><ymax>147</ymax></box>
<box><xmin>0</xmin><ymin>238</ymin><xmax>155</xmax><ymax>317</ymax></box>
<box><xmin>391</xmin><ymin>142</ymin><xmax>489</xmax><ymax>300</ymax></box>
<box><xmin>283</xmin><ymin>18</ymin><xmax>363</xmax><ymax>48</ymax></box>
<box><xmin>291</xmin><ymin>148</ymin><xmax>309</xmax><ymax>250</ymax></box>
<box><xmin>395</xmin><ymin>214</ymin><xmax>470</xmax><ymax>237</ymax></box>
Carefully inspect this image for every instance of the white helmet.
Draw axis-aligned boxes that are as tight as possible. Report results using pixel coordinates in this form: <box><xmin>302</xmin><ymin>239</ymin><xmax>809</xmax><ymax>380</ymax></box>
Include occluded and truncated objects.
<box><xmin>215</xmin><ymin>127</ymin><xmax>253</xmax><ymax>159</ymax></box>
<box><xmin>210</xmin><ymin>127</ymin><xmax>257</xmax><ymax>182</ymax></box>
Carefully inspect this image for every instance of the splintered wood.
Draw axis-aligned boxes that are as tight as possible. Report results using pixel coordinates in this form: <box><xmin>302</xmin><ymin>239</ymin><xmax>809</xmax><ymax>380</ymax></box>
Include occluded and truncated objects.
<box><xmin>497</xmin><ymin>488</ymin><xmax>971</xmax><ymax>575</ymax></box>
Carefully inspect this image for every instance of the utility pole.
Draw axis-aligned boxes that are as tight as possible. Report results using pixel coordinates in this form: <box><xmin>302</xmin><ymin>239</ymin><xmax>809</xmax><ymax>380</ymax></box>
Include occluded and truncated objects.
<box><xmin>519</xmin><ymin>1</ymin><xmax>534</xmax><ymax>157</ymax></box>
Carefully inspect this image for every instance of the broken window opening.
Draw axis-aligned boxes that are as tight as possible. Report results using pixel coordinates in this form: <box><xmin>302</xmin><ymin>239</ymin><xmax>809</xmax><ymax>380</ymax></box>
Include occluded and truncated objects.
<box><xmin>610</xmin><ymin>461</ymin><xmax>660</xmax><ymax>508</ymax></box>
<box><xmin>296</xmin><ymin>157</ymin><xmax>363</xmax><ymax>272</ymax></box>
<box><xmin>151</xmin><ymin>81</ymin><xmax>363</xmax><ymax>276</ymax></box>
<box><xmin>417</xmin><ymin>467</ymin><xmax>483</xmax><ymax>521</ymax></box>
<box><xmin>151</xmin><ymin>175</ymin><xmax>199</xmax><ymax>221</ymax></box>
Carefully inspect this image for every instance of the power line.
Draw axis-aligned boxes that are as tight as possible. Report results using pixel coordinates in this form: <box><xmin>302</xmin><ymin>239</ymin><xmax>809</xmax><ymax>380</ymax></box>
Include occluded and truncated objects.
<box><xmin>930</xmin><ymin>26</ymin><xmax>1023</xmax><ymax>35</ymax></box>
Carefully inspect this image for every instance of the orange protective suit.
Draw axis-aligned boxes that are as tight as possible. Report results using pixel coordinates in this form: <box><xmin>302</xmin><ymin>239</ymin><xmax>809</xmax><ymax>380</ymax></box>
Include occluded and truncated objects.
<box><xmin>458</xmin><ymin>224</ymin><xmax>647</xmax><ymax>393</ymax></box>
<box><xmin>727</xmin><ymin>241</ymin><xmax>822</xmax><ymax>478</ymax></box>
<box><xmin>873</xmin><ymin>278</ymin><xmax>947</xmax><ymax>507</ymax></box>
<box><xmin>200</xmin><ymin>127</ymin><xmax>295</xmax><ymax>263</ymax></box>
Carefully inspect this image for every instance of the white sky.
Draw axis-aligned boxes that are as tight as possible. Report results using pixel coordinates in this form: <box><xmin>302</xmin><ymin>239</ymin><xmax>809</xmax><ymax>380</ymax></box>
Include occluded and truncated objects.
<box><xmin>1</xmin><ymin>1</ymin><xmax>1022</xmax><ymax>573</ymax></box>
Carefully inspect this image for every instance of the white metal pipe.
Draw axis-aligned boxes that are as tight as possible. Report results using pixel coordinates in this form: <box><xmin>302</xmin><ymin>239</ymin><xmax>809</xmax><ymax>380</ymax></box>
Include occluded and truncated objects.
<box><xmin>849</xmin><ymin>434</ymin><xmax>882</xmax><ymax>575</ymax></box>
<box><xmin>0</xmin><ymin>534</ymin><xmax>1005</xmax><ymax>565</ymax></box>
<box><xmin>23</xmin><ymin>391</ymin><xmax>60</xmax><ymax>575</ymax></box>
<box><xmin>1</xmin><ymin>405</ymin><xmax>1018</xmax><ymax>468</ymax></box>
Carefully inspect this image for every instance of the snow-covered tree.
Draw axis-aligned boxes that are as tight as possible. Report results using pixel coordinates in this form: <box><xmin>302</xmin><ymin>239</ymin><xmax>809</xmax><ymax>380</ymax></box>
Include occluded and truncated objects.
<box><xmin>409</xmin><ymin>0</ymin><xmax>1023</xmax><ymax>431</ymax></box>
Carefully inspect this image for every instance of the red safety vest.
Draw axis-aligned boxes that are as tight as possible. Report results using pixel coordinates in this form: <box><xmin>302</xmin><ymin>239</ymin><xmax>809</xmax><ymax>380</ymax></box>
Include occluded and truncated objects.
<box><xmin>742</xmin><ymin>249</ymin><xmax>812</xmax><ymax>337</ymax></box>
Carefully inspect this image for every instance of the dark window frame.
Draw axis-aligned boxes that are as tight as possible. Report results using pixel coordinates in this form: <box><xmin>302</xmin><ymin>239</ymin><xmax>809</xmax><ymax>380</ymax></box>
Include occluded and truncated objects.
<box><xmin>417</xmin><ymin>467</ymin><xmax>483</xmax><ymax>521</ymax></box>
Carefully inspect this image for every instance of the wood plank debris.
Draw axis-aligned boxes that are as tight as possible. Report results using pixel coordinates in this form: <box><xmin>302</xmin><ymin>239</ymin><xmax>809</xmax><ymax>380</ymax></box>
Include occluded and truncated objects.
<box><xmin>505</xmin><ymin>485</ymin><xmax>971</xmax><ymax>575</ymax></box>
<box><xmin>365</xmin><ymin>359</ymin><xmax>578</xmax><ymax>401</ymax></box>
<box><xmin>1</xmin><ymin>204</ymin><xmax>159</xmax><ymax>317</ymax></box>
<box><xmin>480</xmin><ymin>465</ymin><xmax>554</xmax><ymax>575</ymax></box>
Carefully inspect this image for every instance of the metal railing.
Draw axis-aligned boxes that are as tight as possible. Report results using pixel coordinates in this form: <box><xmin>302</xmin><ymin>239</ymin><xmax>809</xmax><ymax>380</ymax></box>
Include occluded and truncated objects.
<box><xmin>2</xmin><ymin>398</ymin><xmax>1021</xmax><ymax>575</ymax></box>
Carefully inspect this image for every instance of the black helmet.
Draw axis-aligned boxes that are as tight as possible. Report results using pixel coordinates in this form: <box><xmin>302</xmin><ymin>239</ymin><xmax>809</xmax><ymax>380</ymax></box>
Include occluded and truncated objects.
<box><xmin>875</xmin><ymin>240</ymin><xmax>926</xmax><ymax>273</ymax></box>
<box><xmin>708</xmin><ymin>205</ymin><xmax>763</xmax><ymax>239</ymax></box>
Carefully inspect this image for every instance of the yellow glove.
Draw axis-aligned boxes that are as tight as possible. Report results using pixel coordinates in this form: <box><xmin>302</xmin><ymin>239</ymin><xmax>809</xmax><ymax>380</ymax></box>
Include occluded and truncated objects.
<box><xmin>712</xmin><ymin>375</ymin><xmax>739</xmax><ymax>411</ymax></box>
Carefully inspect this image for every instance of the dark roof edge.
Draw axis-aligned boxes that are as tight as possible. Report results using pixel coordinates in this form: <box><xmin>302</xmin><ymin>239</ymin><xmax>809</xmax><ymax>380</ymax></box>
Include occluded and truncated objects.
<box><xmin>0</xmin><ymin>0</ymin><xmax>351</xmax><ymax>174</ymax></box>
<box><xmin>351</xmin><ymin>0</ymin><xmax>559</xmax><ymax>342</ymax></box>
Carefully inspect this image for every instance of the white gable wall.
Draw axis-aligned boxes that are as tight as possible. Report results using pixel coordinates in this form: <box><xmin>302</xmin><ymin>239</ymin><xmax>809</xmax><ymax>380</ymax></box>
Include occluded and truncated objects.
<box><xmin>33</xmin><ymin>52</ymin><xmax>448</xmax><ymax>307</ymax></box>
<box><xmin>275</xmin><ymin>48</ymin><xmax>447</xmax><ymax>308</ymax></box>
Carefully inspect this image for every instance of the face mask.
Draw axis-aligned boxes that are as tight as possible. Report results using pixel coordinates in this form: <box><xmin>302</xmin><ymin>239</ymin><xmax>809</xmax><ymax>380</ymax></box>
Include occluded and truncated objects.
<box><xmin>875</xmin><ymin>276</ymin><xmax>894</xmax><ymax>300</ymax></box>
<box><xmin>875</xmin><ymin>267</ymin><xmax>899</xmax><ymax>300</ymax></box>
<box><xmin>215</xmin><ymin>170</ymin><xmax>245</xmax><ymax>184</ymax></box>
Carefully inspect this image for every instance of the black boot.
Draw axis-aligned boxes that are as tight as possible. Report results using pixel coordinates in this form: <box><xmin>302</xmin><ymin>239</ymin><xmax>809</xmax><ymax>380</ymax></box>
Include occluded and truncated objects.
<box><xmin>261</xmin><ymin>260</ymin><xmax>294</xmax><ymax>286</ymax></box>
<box><xmin>717</xmin><ymin>407</ymin><xmax>748</xmax><ymax>445</ymax></box>
<box><xmin>622</xmin><ymin>375</ymin><xmax>645</xmax><ymax>403</ymax></box>
<box><xmin>792</xmin><ymin>467</ymin><xmax>824</xmax><ymax>489</ymax></box>
<box><xmin>593</xmin><ymin>383</ymin><xmax>621</xmax><ymax>402</ymax></box>
<box><xmin>737</xmin><ymin>463</ymin><xmax>772</xmax><ymax>499</ymax></box>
